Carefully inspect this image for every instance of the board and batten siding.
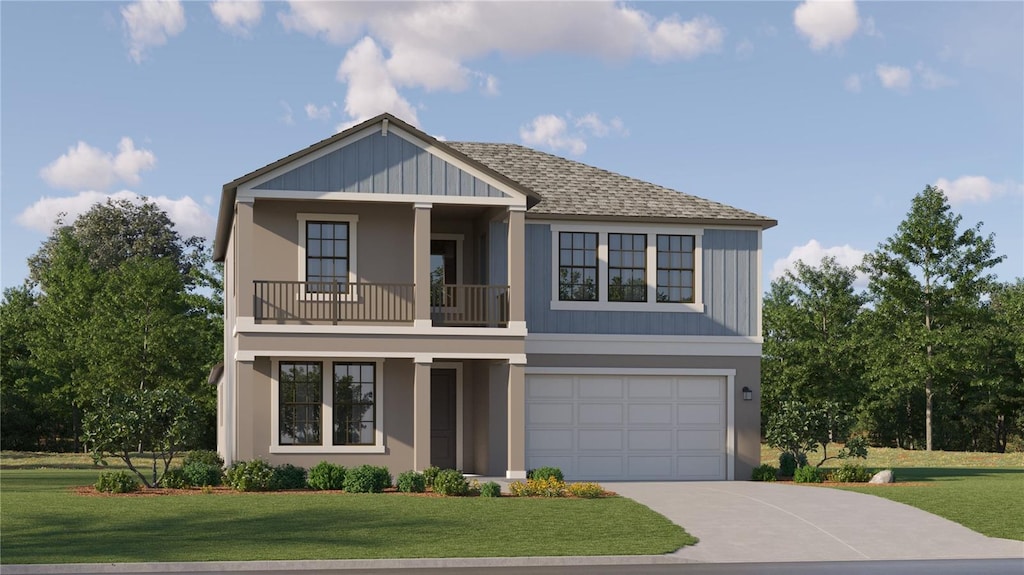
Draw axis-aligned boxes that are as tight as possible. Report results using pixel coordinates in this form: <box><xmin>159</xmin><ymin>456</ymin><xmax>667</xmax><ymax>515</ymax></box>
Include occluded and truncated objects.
<box><xmin>255</xmin><ymin>132</ymin><xmax>508</xmax><ymax>198</ymax></box>
<box><xmin>524</xmin><ymin>223</ymin><xmax>758</xmax><ymax>336</ymax></box>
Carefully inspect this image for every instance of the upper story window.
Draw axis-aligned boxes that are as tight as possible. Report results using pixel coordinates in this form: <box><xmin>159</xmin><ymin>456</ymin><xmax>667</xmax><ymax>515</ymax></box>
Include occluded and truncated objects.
<box><xmin>558</xmin><ymin>232</ymin><xmax>598</xmax><ymax>301</ymax></box>
<box><xmin>550</xmin><ymin>224</ymin><xmax>704</xmax><ymax>313</ymax></box>
<box><xmin>297</xmin><ymin>213</ymin><xmax>359</xmax><ymax>297</ymax></box>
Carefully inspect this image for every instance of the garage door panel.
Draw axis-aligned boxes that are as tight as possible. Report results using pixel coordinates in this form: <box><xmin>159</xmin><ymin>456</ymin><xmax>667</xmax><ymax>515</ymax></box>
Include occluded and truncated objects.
<box><xmin>677</xmin><ymin>455</ymin><xmax>725</xmax><ymax>479</ymax></box>
<box><xmin>579</xmin><ymin>403</ymin><xmax>622</xmax><ymax>424</ymax></box>
<box><xmin>677</xmin><ymin>378</ymin><xmax>724</xmax><ymax>399</ymax></box>
<box><xmin>629</xmin><ymin>404</ymin><xmax>673</xmax><ymax>425</ymax></box>
<box><xmin>677</xmin><ymin>429</ymin><xmax>724</xmax><ymax>450</ymax></box>
<box><xmin>528</xmin><ymin>377</ymin><xmax>574</xmax><ymax>398</ymax></box>
<box><xmin>628</xmin><ymin>378</ymin><xmax>674</xmax><ymax>399</ymax></box>
<box><xmin>579</xmin><ymin>429</ymin><xmax>623</xmax><ymax>450</ymax></box>
<box><xmin>531</xmin><ymin>455</ymin><xmax>575</xmax><ymax>476</ymax></box>
<box><xmin>578</xmin><ymin>456</ymin><xmax>623</xmax><ymax>477</ymax></box>
<box><xmin>527</xmin><ymin>429</ymin><xmax>574</xmax><ymax>451</ymax></box>
<box><xmin>528</xmin><ymin>403</ymin><xmax>573</xmax><ymax>425</ymax></box>
<box><xmin>628</xmin><ymin>456</ymin><xmax>673</xmax><ymax>478</ymax></box>
<box><xmin>577</xmin><ymin>377</ymin><xmax>624</xmax><ymax>398</ymax></box>
<box><xmin>677</xmin><ymin>404</ymin><xmax>723</xmax><ymax>425</ymax></box>
<box><xmin>628</xmin><ymin>429</ymin><xmax>673</xmax><ymax>450</ymax></box>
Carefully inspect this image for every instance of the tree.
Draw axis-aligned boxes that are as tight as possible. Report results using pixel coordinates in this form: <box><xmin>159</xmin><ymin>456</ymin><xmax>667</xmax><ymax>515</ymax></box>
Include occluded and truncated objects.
<box><xmin>765</xmin><ymin>400</ymin><xmax>868</xmax><ymax>468</ymax></box>
<box><xmin>761</xmin><ymin>257</ymin><xmax>867</xmax><ymax>429</ymax></box>
<box><xmin>861</xmin><ymin>186</ymin><xmax>1004</xmax><ymax>450</ymax></box>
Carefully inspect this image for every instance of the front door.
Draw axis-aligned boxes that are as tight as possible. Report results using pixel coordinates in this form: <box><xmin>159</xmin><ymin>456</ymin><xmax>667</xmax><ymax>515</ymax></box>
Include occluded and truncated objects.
<box><xmin>430</xmin><ymin>369</ymin><xmax>457</xmax><ymax>469</ymax></box>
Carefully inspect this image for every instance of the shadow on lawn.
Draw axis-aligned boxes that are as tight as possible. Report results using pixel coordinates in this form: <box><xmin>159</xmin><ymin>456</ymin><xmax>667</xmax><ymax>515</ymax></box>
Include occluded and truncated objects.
<box><xmin>889</xmin><ymin>467</ymin><xmax>1024</xmax><ymax>482</ymax></box>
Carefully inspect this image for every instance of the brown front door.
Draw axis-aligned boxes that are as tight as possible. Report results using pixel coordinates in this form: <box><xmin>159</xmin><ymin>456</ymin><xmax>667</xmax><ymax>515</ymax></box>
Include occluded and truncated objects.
<box><xmin>430</xmin><ymin>369</ymin><xmax>457</xmax><ymax>470</ymax></box>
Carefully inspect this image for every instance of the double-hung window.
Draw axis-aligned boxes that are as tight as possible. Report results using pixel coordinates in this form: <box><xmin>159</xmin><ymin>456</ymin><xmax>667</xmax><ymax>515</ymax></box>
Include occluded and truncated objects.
<box><xmin>558</xmin><ymin>231</ymin><xmax>598</xmax><ymax>301</ymax></box>
<box><xmin>297</xmin><ymin>213</ymin><xmax>359</xmax><ymax>297</ymax></box>
<box><xmin>272</xmin><ymin>358</ymin><xmax>384</xmax><ymax>453</ymax></box>
<box><xmin>656</xmin><ymin>234</ymin><xmax>695</xmax><ymax>303</ymax></box>
<box><xmin>608</xmin><ymin>233</ymin><xmax>647</xmax><ymax>302</ymax></box>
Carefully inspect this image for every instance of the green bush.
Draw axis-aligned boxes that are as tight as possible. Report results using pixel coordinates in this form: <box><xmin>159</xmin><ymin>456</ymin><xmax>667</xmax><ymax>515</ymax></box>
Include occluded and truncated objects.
<box><xmin>528</xmin><ymin>466</ymin><xmax>564</xmax><ymax>482</ymax></box>
<box><xmin>422</xmin><ymin>466</ymin><xmax>441</xmax><ymax>488</ymax></box>
<box><xmin>479</xmin><ymin>481</ymin><xmax>502</xmax><ymax>498</ymax></box>
<box><xmin>778</xmin><ymin>452</ymin><xmax>807</xmax><ymax>477</ymax></box>
<box><xmin>307</xmin><ymin>461</ymin><xmax>346</xmax><ymax>490</ymax></box>
<box><xmin>182</xmin><ymin>449</ymin><xmax>224</xmax><ymax>469</ymax></box>
<box><xmin>793</xmin><ymin>465</ymin><xmax>826</xmax><ymax>483</ymax></box>
<box><xmin>829</xmin><ymin>463</ymin><xmax>873</xmax><ymax>483</ymax></box>
<box><xmin>272</xmin><ymin>464</ymin><xmax>307</xmax><ymax>490</ymax></box>
<box><xmin>432</xmin><ymin>469</ymin><xmax>469</xmax><ymax>496</ymax></box>
<box><xmin>751</xmin><ymin>464</ymin><xmax>778</xmax><ymax>482</ymax></box>
<box><xmin>396</xmin><ymin>470</ymin><xmax>426</xmax><ymax>493</ymax></box>
<box><xmin>226</xmin><ymin>459</ymin><xmax>275</xmax><ymax>492</ymax></box>
<box><xmin>161</xmin><ymin>467</ymin><xmax>189</xmax><ymax>489</ymax></box>
<box><xmin>95</xmin><ymin>470</ymin><xmax>140</xmax><ymax>493</ymax></box>
<box><xmin>567</xmin><ymin>482</ymin><xmax>604</xmax><ymax>498</ymax></box>
<box><xmin>183</xmin><ymin>461</ymin><xmax>223</xmax><ymax>487</ymax></box>
<box><xmin>343</xmin><ymin>465</ymin><xmax>392</xmax><ymax>493</ymax></box>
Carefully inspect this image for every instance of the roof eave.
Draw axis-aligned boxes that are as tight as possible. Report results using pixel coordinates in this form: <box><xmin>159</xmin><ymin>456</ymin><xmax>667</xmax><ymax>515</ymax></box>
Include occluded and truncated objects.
<box><xmin>524</xmin><ymin>212</ymin><xmax>778</xmax><ymax>230</ymax></box>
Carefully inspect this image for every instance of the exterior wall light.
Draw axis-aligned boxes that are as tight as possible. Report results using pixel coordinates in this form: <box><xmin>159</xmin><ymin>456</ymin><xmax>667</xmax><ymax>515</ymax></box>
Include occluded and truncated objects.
<box><xmin>742</xmin><ymin>386</ymin><xmax>753</xmax><ymax>401</ymax></box>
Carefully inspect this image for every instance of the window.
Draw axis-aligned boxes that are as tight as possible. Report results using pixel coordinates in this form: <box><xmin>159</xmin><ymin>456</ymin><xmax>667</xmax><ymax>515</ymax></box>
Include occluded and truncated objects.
<box><xmin>549</xmin><ymin>225</ymin><xmax>704</xmax><ymax>313</ymax></box>
<box><xmin>279</xmin><ymin>362</ymin><xmax>322</xmax><ymax>445</ymax></box>
<box><xmin>297</xmin><ymin>213</ymin><xmax>358</xmax><ymax>298</ymax></box>
<box><xmin>333</xmin><ymin>363</ymin><xmax>376</xmax><ymax>445</ymax></box>
<box><xmin>608</xmin><ymin>233</ymin><xmax>647</xmax><ymax>302</ymax></box>
<box><xmin>558</xmin><ymin>232</ymin><xmax>598</xmax><ymax>301</ymax></box>
<box><xmin>656</xmin><ymin>235</ymin><xmax>695</xmax><ymax>303</ymax></box>
<box><xmin>430</xmin><ymin>236</ymin><xmax>461</xmax><ymax>307</ymax></box>
<box><xmin>271</xmin><ymin>357</ymin><xmax>385</xmax><ymax>453</ymax></box>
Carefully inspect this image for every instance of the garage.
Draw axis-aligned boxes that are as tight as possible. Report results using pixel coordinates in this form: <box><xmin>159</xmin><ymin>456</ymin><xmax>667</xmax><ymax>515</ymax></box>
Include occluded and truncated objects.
<box><xmin>525</xmin><ymin>371</ymin><xmax>733</xmax><ymax>481</ymax></box>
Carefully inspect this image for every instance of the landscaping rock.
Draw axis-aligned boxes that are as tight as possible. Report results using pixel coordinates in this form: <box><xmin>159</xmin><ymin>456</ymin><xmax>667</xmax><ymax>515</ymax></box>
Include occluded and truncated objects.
<box><xmin>869</xmin><ymin>469</ymin><xmax>894</xmax><ymax>484</ymax></box>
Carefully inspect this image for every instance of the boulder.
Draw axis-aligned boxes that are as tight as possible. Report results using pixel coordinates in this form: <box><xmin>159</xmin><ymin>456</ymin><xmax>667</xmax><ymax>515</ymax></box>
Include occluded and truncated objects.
<box><xmin>869</xmin><ymin>469</ymin><xmax>894</xmax><ymax>484</ymax></box>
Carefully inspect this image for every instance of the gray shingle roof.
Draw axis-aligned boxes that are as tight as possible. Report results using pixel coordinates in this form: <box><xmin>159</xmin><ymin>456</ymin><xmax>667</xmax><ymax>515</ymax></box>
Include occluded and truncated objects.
<box><xmin>449</xmin><ymin>142</ymin><xmax>775</xmax><ymax>228</ymax></box>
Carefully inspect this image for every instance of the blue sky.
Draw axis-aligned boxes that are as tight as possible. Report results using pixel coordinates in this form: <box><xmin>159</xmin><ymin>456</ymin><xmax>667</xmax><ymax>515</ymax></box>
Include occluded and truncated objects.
<box><xmin>3</xmin><ymin>1</ymin><xmax>1022</xmax><ymax>291</ymax></box>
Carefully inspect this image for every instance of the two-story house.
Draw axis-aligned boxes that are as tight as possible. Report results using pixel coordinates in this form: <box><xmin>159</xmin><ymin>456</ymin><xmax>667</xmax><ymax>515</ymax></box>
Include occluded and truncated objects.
<box><xmin>212</xmin><ymin>113</ymin><xmax>775</xmax><ymax>482</ymax></box>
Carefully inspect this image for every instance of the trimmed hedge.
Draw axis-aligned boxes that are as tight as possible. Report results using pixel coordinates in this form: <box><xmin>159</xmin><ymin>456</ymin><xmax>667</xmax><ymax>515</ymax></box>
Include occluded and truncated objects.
<box><xmin>344</xmin><ymin>465</ymin><xmax>392</xmax><ymax>493</ymax></box>
<box><xmin>308</xmin><ymin>461</ymin><xmax>346</xmax><ymax>490</ymax></box>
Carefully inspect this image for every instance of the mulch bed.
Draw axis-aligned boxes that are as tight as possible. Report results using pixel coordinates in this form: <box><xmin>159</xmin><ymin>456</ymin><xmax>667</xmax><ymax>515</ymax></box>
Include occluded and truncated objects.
<box><xmin>74</xmin><ymin>485</ymin><xmax>618</xmax><ymax>497</ymax></box>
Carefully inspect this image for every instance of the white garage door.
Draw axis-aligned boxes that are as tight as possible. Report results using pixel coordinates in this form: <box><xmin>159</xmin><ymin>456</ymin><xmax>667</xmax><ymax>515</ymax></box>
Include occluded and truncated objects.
<box><xmin>525</xmin><ymin>373</ymin><xmax>729</xmax><ymax>481</ymax></box>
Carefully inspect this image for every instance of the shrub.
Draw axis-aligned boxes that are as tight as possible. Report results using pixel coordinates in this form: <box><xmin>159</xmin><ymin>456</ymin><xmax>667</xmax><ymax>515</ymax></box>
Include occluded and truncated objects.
<box><xmin>183</xmin><ymin>461</ymin><xmax>223</xmax><ymax>487</ymax></box>
<box><xmin>95</xmin><ymin>470</ymin><xmax>140</xmax><ymax>494</ymax></box>
<box><xmin>308</xmin><ymin>461</ymin><xmax>346</xmax><ymax>490</ymax></box>
<box><xmin>183</xmin><ymin>450</ymin><xmax>224</xmax><ymax>469</ymax></box>
<box><xmin>344</xmin><ymin>465</ymin><xmax>392</xmax><ymax>493</ymax></box>
<box><xmin>778</xmin><ymin>452</ymin><xmax>807</xmax><ymax>477</ymax></box>
<box><xmin>829</xmin><ymin>463</ymin><xmax>873</xmax><ymax>483</ymax></box>
<box><xmin>161</xmin><ymin>467</ymin><xmax>189</xmax><ymax>489</ymax></box>
<box><xmin>793</xmin><ymin>465</ymin><xmax>826</xmax><ymax>483</ymax></box>
<box><xmin>432</xmin><ymin>468</ymin><xmax>469</xmax><ymax>496</ymax></box>
<box><xmin>397</xmin><ymin>470</ymin><xmax>426</xmax><ymax>493</ymax></box>
<box><xmin>509</xmin><ymin>477</ymin><xmax>566</xmax><ymax>497</ymax></box>
<box><xmin>567</xmin><ymin>482</ymin><xmax>604</xmax><ymax>498</ymax></box>
<box><xmin>751</xmin><ymin>464</ymin><xmax>778</xmax><ymax>482</ymax></box>
<box><xmin>479</xmin><ymin>481</ymin><xmax>502</xmax><ymax>498</ymax></box>
<box><xmin>272</xmin><ymin>464</ymin><xmax>307</xmax><ymax>490</ymax></box>
<box><xmin>528</xmin><ymin>466</ymin><xmax>564</xmax><ymax>482</ymax></box>
<box><xmin>226</xmin><ymin>459</ymin><xmax>275</xmax><ymax>492</ymax></box>
<box><xmin>422</xmin><ymin>466</ymin><xmax>441</xmax><ymax>488</ymax></box>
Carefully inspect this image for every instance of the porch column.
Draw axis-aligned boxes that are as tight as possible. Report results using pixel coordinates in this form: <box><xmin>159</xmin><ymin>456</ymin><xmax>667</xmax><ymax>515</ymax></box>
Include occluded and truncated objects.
<box><xmin>413</xmin><ymin>203</ymin><xmax>432</xmax><ymax>328</ymax></box>
<box><xmin>413</xmin><ymin>359</ymin><xmax>432</xmax><ymax>471</ymax></box>
<box><xmin>236</xmin><ymin>200</ymin><xmax>255</xmax><ymax>317</ymax></box>
<box><xmin>506</xmin><ymin>206</ymin><xmax>526</xmax><ymax>329</ymax></box>
<box><xmin>506</xmin><ymin>362</ymin><xmax>526</xmax><ymax>478</ymax></box>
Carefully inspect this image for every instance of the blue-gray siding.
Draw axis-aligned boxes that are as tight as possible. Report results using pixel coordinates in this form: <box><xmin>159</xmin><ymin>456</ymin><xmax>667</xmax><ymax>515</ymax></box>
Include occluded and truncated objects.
<box><xmin>524</xmin><ymin>224</ymin><xmax>758</xmax><ymax>336</ymax></box>
<box><xmin>255</xmin><ymin>132</ymin><xmax>508</xmax><ymax>198</ymax></box>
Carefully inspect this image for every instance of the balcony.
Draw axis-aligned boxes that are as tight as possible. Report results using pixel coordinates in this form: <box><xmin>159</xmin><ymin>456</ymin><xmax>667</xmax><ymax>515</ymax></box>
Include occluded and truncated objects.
<box><xmin>253</xmin><ymin>280</ymin><xmax>509</xmax><ymax>327</ymax></box>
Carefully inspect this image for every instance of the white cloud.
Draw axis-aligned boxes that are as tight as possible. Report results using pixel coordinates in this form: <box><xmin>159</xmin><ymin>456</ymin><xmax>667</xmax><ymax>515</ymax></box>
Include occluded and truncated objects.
<box><xmin>122</xmin><ymin>0</ymin><xmax>186</xmax><ymax>63</ymax></box>
<box><xmin>735</xmin><ymin>39</ymin><xmax>754</xmax><ymax>59</ymax></box>
<box><xmin>279</xmin><ymin>101</ymin><xmax>294</xmax><ymax>125</ymax></box>
<box><xmin>771</xmin><ymin>240</ymin><xmax>868</xmax><ymax>286</ymax></box>
<box><xmin>304</xmin><ymin>103</ymin><xmax>332</xmax><ymax>121</ymax></box>
<box><xmin>915</xmin><ymin>62</ymin><xmax>955</xmax><ymax>90</ymax></box>
<box><xmin>935</xmin><ymin>176</ymin><xmax>1022</xmax><ymax>205</ymax></box>
<box><xmin>876</xmin><ymin>64</ymin><xmax>912</xmax><ymax>91</ymax></box>
<box><xmin>280</xmin><ymin>2</ymin><xmax>724</xmax><ymax>126</ymax></box>
<box><xmin>210</xmin><ymin>0</ymin><xmax>263</xmax><ymax>36</ymax></box>
<box><xmin>40</xmin><ymin>138</ymin><xmax>156</xmax><ymax>192</ymax></box>
<box><xmin>520</xmin><ymin>115</ymin><xmax>586</xmax><ymax>156</ymax></box>
<box><xmin>793</xmin><ymin>0</ymin><xmax>859</xmax><ymax>51</ymax></box>
<box><xmin>15</xmin><ymin>191</ymin><xmax>215</xmax><ymax>239</ymax></box>
<box><xmin>844</xmin><ymin>73</ymin><xmax>862</xmax><ymax>93</ymax></box>
<box><xmin>862</xmin><ymin>16</ymin><xmax>881</xmax><ymax>38</ymax></box>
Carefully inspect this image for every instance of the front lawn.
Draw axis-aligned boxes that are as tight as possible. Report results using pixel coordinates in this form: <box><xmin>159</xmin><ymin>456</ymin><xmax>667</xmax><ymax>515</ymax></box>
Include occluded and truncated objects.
<box><xmin>0</xmin><ymin>468</ymin><xmax>695</xmax><ymax>564</ymax></box>
<box><xmin>760</xmin><ymin>445</ymin><xmax>1024</xmax><ymax>541</ymax></box>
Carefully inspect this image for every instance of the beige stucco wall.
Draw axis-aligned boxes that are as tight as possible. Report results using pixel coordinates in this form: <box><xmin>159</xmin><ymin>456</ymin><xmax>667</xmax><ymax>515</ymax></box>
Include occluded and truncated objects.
<box><xmin>237</xmin><ymin>332</ymin><xmax>525</xmax><ymax>357</ymax></box>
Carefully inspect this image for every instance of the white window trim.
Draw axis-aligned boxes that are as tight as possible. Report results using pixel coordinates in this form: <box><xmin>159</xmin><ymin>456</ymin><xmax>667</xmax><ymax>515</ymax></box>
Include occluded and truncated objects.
<box><xmin>296</xmin><ymin>213</ymin><xmax>359</xmax><ymax>301</ymax></box>
<box><xmin>549</xmin><ymin>223</ymin><xmax>704</xmax><ymax>313</ymax></box>
<box><xmin>269</xmin><ymin>357</ymin><xmax>386</xmax><ymax>454</ymax></box>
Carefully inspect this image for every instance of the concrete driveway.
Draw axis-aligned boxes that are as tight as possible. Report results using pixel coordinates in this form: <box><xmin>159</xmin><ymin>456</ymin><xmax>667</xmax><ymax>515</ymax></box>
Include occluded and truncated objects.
<box><xmin>605</xmin><ymin>481</ymin><xmax>1024</xmax><ymax>563</ymax></box>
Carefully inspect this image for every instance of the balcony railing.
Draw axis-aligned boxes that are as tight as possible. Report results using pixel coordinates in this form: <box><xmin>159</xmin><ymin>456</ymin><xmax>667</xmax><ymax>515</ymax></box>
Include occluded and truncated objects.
<box><xmin>432</xmin><ymin>284</ymin><xmax>509</xmax><ymax>327</ymax></box>
<box><xmin>253</xmin><ymin>281</ymin><xmax>510</xmax><ymax>327</ymax></box>
<box><xmin>254</xmin><ymin>281</ymin><xmax>414</xmax><ymax>324</ymax></box>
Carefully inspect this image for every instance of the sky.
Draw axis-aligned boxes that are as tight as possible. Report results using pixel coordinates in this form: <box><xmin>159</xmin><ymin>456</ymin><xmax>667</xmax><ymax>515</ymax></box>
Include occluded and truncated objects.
<box><xmin>2</xmin><ymin>1</ymin><xmax>1022</xmax><ymax>293</ymax></box>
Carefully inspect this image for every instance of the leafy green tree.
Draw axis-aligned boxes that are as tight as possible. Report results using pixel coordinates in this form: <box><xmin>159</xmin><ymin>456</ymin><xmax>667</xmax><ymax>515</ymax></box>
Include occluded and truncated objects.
<box><xmin>861</xmin><ymin>186</ymin><xmax>1004</xmax><ymax>450</ymax></box>
<box><xmin>765</xmin><ymin>400</ymin><xmax>868</xmax><ymax>468</ymax></box>
<box><xmin>761</xmin><ymin>257</ymin><xmax>867</xmax><ymax>429</ymax></box>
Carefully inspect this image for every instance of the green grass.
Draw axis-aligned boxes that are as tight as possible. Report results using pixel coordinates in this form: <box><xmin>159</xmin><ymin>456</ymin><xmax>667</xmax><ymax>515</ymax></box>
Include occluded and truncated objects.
<box><xmin>760</xmin><ymin>445</ymin><xmax>1024</xmax><ymax>541</ymax></box>
<box><xmin>0</xmin><ymin>468</ymin><xmax>695</xmax><ymax>564</ymax></box>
